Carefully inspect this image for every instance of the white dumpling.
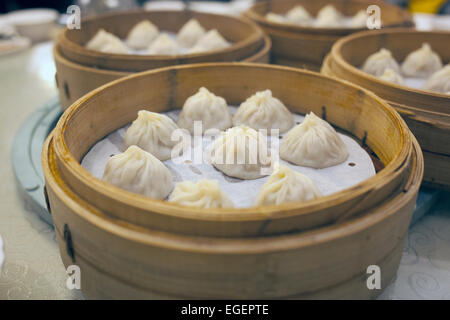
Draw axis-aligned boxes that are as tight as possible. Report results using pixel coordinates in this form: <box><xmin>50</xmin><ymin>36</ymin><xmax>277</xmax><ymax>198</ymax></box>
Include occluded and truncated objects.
<box><xmin>124</xmin><ymin>110</ymin><xmax>180</xmax><ymax>161</ymax></box>
<box><xmin>379</xmin><ymin>68</ymin><xmax>405</xmax><ymax>85</ymax></box>
<box><xmin>401</xmin><ymin>43</ymin><xmax>443</xmax><ymax>78</ymax></box>
<box><xmin>255</xmin><ymin>165</ymin><xmax>321</xmax><ymax>206</ymax></box>
<box><xmin>233</xmin><ymin>90</ymin><xmax>294</xmax><ymax>134</ymax></box>
<box><xmin>424</xmin><ymin>65</ymin><xmax>450</xmax><ymax>94</ymax></box>
<box><xmin>189</xmin><ymin>29</ymin><xmax>230</xmax><ymax>54</ymax></box>
<box><xmin>280</xmin><ymin>112</ymin><xmax>349</xmax><ymax>168</ymax></box>
<box><xmin>285</xmin><ymin>6</ymin><xmax>312</xmax><ymax>26</ymax></box>
<box><xmin>102</xmin><ymin>145</ymin><xmax>173</xmax><ymax>199</ymax></box>
<box><xmin>350</xmin><ymin>10</ymin><xmax>368</xmax><ymax>28</ymax></box>
<box><xmin>86</xmin><ymin>29</ymin><xmax>128</xmax><ymax>54</ymax></box>
<box><xmin>265</xmin><ymin>12</ymin><xmax>286</xmax><ymax>24</ymax></box>
<box><xmin>169</xmin><ymin>180</ymin><xmax>234</xmax><ymax>208</ymax></box>
<box><xmin>362</xmin><ymin>48</ymin><xmax>400</xmax><ymax>77</ymax></box>
<box><xmin>126</xmin><ymin>20</ymin><xmax>159</xmax><ymax>50</ymax></box>
<box><xmin>148</xmin><ymin>34</ymin><xmax>179</xmax><ymax>55</ymax></box>
<box><xmin>315</xmin><ymin>5</ymin><xmax>343</xmax><ymax>28</ymax></box>
<box><xmin>177</xmin><ymin>19</ymin><xmax>206</xmax><ymax>48</ymax></box>
<box><xmin>209</xmin><ymin>126</ymin><xmax>271</xmax><ymax>180</ymax></box>
<box><xmin>177</xmin><ymin>87</ymin><xmax>232</xmax><ymax>135</ymax></box>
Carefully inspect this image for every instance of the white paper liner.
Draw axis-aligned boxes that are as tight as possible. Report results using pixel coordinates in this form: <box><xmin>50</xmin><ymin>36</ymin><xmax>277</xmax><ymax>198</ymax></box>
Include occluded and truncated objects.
<box><xmin>81</xmin><ymin>106</ymin><xmax>376</xmax><ymax>208</ymax></box>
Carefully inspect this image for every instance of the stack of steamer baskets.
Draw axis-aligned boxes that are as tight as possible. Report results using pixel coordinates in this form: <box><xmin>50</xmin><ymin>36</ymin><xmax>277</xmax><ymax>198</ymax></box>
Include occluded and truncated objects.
<box><xmin>244</xmin><ymin>0</ymin><xmax>414</xmax><ymax>71</ymax></box>
<box><xmin>54</xmin><ymin>9</ymin><xmax>271</xmax><ymax>110</ymax></box>
<box><xmin>322</xmin><ymin>29</ymin><xmax>450</xmax><ymax>189</ymax></box>
<box><xmin>43</xmin><ymin>63</ymin><xmax>423</xmax><ymax>299</ymax></box>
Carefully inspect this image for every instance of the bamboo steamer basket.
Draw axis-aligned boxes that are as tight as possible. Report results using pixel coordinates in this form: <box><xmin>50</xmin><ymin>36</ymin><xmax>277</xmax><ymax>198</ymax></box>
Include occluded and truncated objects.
<box><xmin>43</xmin><ymin>132</ymin><xmax>423</xmax><ymax>299</ymax></box>
<box><xmin>58</xmin><ymin>10</ymin><xmax>265</xmax><ymax>72</ymax></box>
<box><xmin>50</xmin><ymin>63</ymin><xmax>415</xmax><ymax>238</ymax></box>
<box><xmin>54</xmin><ymin>35</ymin><xmax>271</xmax><ymax>110</ymax></box>
<box><xmin>322</xmin><ymin>29</ymin><xmax>450</xmax><ymax>188</ymax></box>
<box><xmin>244</xmin><ymin>0</ymin><xmax>414</xmax><ymax>70</ymax></box>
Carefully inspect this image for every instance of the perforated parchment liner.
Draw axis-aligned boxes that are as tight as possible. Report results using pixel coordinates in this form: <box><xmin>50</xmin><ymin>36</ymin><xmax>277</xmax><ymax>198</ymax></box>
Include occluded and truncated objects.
<box><xmin>82</xmin><ymin>107</ymin><xmax>376</xmax><ymax>208</ymax></box>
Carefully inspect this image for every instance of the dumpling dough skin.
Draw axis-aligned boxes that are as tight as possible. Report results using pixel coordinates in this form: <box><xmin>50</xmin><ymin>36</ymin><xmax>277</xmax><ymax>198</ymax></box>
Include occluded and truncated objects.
<box><xmin>169</xmin><ymin>180</ymin><xmax>234</xmax><ymax>208</ymax></box>
<box><xmin>362</xmin><ymin>48</ymin><xmax>400</xmax><ymax>77</ymax></box>
<box><xmin>379</xmin><ymin>68</ymin><xmax>405</xmax><ymax>85</ymax></box>
<box><xmin>233</xmin><ymin>90</ymin><xmax>294</xmax><ymax>134</ymax></box>
<box><xmin>126</xmin><ymin>20</ymin><xmax>159</xmax><ymax>50</ymax></box>
<box><xmin>177</xmin><ymin>19</ymin><xmax>206</xmax><ymax>48</ymax></box>
<box><xmin>102</xmin><ymin>145</ymin><xmax>173</xmax><ymax>199</ymax></box>
<box><xmin>424</xmin><ymin>64</ymin><xmax>450</xmax><ymax>94</ymax></box>
<box><xmin>189</xmin><ymin>29</ymin><xmax>230</xmax><ymax>54</ymax></box>
<box><xmin>265</xmin><ymin>13</ymin><xmax>286</xmax><ymax>24</ymax></box>
<box><xmin>148</xmin><ymin>34</ymin><xmax>179</xmax><ymax>55</ymax></box>
<box><xmin>280</xmin><ymin>112</ymin><xmax>349</xmax><ymax>168</ymax></box>
<box><xmin>401</xmin><ymin>43</ymin><xmax>443</xmax><ymax>78</ymax></box>
<box><xmin>210</xmin><ymin>126</ymin><xmax>271</xmax><ymax>180</ymax></box>
<box><xmin>255</xmin><ymin>165</ymin><xmax>321</xmax><ymax>206</ymax></box>
<box><xmin>124</xmin><ymin>110</ymin><xmax>180</xmax><ymax>161</ymax></box>
<box><xmin>178</xmin><ymin>87</ymin><xmax>232</xmax><ymax>135</ymax></box>
<box><xmin>315</xmin><ymin>5</ymin><xmax>343</xmax><ymax>28</ymax></box>
<box><xmin>86</xmin><ymin>29</ymin><xmax>128</xmax><ymax>54</ymax></box>
<box><xmin>285</xmin><ymin>6</ymin><xmax>312</xmax><ymax>26</ymax></box>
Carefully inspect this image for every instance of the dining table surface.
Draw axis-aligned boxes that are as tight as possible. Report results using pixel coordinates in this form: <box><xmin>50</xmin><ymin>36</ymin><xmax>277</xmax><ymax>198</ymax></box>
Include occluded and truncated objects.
<box><xmin>0</xmin><ymin>39</ymin><xmax>449</xmax><ymax>300</ymax></box>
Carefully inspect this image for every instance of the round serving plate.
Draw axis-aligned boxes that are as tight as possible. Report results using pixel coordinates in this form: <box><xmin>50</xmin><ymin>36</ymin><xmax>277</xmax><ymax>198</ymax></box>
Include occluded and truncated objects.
<box><xmin>50</xmin><ymin>63</ymin><xmax>416</xmax><ymax>238</ymax></box>
<box><xmin>42</xmin><ymin>133</ymin><xmax>423</xmax><ymax>299</ymax></box>
<box><xmin>54</xmin><ymin>34</ymin><xmax>271</xmax><ymax>110</ymax></box>
<box><xmin>11</xmin><ymin>97</ymin><xmax>61</xmax><ymax>225</ymax></box>
<box><xmin>244</xmin><ymin>0</ymin><xmax>414</xmax><ymax>69</ymax></box>
<box><xmin>57</xmin><ymin>9</ymin><xmax>265</xmax><ymax>72</ymax></box>
<box><xmin>323</xmin><ymin>29</ymin><xmax>450</xmax><ymax>188</ymax></box>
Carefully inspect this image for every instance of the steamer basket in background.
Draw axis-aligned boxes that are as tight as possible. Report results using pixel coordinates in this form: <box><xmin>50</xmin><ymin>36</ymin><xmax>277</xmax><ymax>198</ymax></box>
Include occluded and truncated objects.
<box><xmin>322</xmin><ymin>29</ymin><xmax>450</xmax><ymax>189</ymax></box>
<box><xmin>58</xmin><ymin>10</ymin><xmax>265</xmax><ymax>72</ymax></box>
<box><xmin>245</xmin><ymin>0</ymin><xmax>414</xmax><ymax>70</ymax></box>
<box><xmin>54</xmin><ymin>34</ymin><xmax>271</xmax><ymax>110</ymax></box>
<box><xmin>54</xmin><ymin>10</ymin><xmax>271</xmax><ymax>110</ymax></box>
<box><xmin>50</xmin><ymin>63</ymin><xmax>416</xmax><ymax>238</ymax></box>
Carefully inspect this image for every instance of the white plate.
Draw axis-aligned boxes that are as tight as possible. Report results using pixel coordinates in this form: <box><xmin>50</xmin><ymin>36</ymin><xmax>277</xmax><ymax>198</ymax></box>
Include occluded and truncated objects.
<box><xmin>0</xmin><ymin>37</ymin><xmax>31</xmax><ymax>56</ymax></box>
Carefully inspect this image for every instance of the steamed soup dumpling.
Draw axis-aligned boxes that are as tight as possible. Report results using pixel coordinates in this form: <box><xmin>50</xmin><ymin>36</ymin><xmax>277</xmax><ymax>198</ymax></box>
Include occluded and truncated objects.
<box><xmin>265</xmin><ymin>12</ymin><xmax>286</xmax><ymax>24</ymax></box>
<box><xmin>86</xmin><ymin>29</ymin><xmax>128</xmax><ymax>54</ymax></box>
<box><xmin>189</xmin><ymin>29</ymin><xmax>230</xmax><ymax>54</ymax></box>
<box><xmin>350</xmin><ymin>10</ymin><xmax>368</xmax><ymax>28</ymax></box>
<box><xmin>424</xmin><ymin>64</ymin><xmax>450</xmax><ymax>94</ymax></box>
<box><xmin>379</xmin><ymin>68</ymin><xmax>405</xmax><ymax>85</ymax></box>
<box><xmin>280</xmin><ymin>112</ymin><xmax>349</xmax><ymax>168</ymax></box>
<box><xmin>315</xmin><ymin>5</ymin><xmax>343</xmax><ymax>28</ymax></box>
<box><xmin>401</xmin><ymin>43</ymin><xmax>443</xmax><ymax>78</ymax></box>
<box><xmin>285</xmin><ymin>5</ymin><xmax>312</xmax><ymax>26</ymax></box>
<box><xmin>362</xmin><ymin>48</ymin><xmax>400</xmax><ymax>77</ymax></box>
<box><xmin>124</xmin><ymin>110</ymin><xmax>180</xmax><ymax>161</ymax></box>
<box><xmin>126</xmin><ymin>20</ymin><xmax>159</xmax><ymax>50</ymax></box>
<box><xmin>210</xmin><ymin>125</ymin><xmax>271</xmax><ymax>180</ymax></box>
<box><xmin>177</xmin><ymin>19</ymin><xmax>206</xmax><ymax>48</ymax></box>
<box><xmin>102</xmin><ymin>146</ymin><xmax>173</xmax><ymax>199</ymax></box>
<box><xmin>255</xmin><ymin>165</ymin><xmax>321</xmax><ymax>206</ymax></box>
<box><xmin>233</xmin><ymin>90</ymin><xmax>294</xmax><ymax>134</ymax></box>
<box><xmin>177</xmin><ymin>87</ymin><xmax>232</xmax><ymax>135</ymax></box>
<box><xmin>148</xmin><ymin>34</ymin><xmax>179</xmax><ymax>55</ymax></box>
<box><xmin>169</xmin><ymin>180</ymin><xmax>234</xmax><ymax>208</ymax></box>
